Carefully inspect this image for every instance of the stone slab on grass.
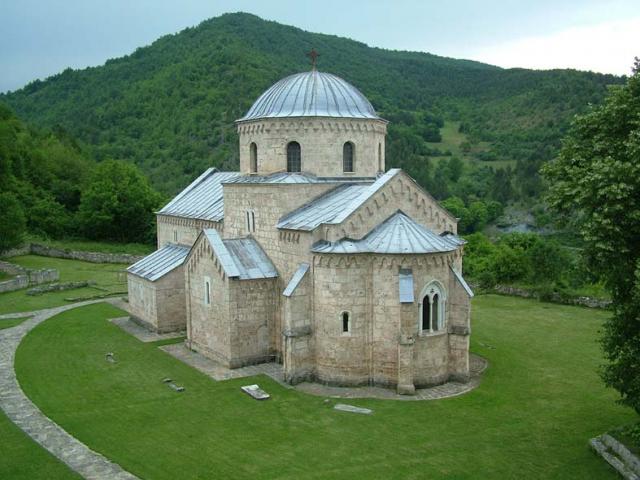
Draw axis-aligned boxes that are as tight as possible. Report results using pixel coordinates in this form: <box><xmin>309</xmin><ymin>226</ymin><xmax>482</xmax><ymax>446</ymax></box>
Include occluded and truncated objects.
<box><xmin>241</xmin><ymin>384</ymin><xmax>270</xmax><ymax>400</ymax></box>
<box><xmin>334</xmin><ymin>403</ymin><xmax>373</xmax><ymax>415</ymax></box>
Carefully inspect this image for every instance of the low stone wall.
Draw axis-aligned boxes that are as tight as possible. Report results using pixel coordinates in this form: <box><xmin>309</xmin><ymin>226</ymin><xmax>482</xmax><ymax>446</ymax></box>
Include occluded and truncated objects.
<box><xmin>489</xmin><ymin>284</ymin><xmax>612</xmax><ymax>309</ymax></box>
<box><xmin>0</xmin><ymin>262</ymin><xmax>59</xmax><ymax>294</ymax></box>
<box><xmin>2</xmin><ymin>243</ymin><xmax>145</xmax><ymax>265</ymax></box>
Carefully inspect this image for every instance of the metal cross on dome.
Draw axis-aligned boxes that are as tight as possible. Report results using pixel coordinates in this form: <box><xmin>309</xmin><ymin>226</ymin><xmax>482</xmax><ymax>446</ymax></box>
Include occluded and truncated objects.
<box><xmin>306</xmin><ymin>48</ymin><xmax>319</xmax><ymax>70</ymax></box>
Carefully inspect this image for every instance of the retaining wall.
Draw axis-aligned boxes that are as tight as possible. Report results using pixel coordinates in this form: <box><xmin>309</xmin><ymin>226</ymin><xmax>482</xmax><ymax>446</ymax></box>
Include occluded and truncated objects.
<box><xmin>2</xmin><ymin>243</ymin><xmax>145</xmax><ymax>265</ymax></box>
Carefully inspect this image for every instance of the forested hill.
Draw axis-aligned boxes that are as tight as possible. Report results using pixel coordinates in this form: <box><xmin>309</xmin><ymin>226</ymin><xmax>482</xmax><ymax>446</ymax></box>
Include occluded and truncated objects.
<box><xmin>1</xmin><ymin>12</ymin><xmax>622</xmax><ymax>196</ymax></box>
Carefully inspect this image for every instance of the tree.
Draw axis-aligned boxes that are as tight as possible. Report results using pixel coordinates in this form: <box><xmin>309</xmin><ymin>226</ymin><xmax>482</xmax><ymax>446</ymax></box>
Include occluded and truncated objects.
<box><xmin>0</xmin><ymin>192</ymin><xmax>26</xmax><ymax>251</ymax></box>
<box><xmin>78</xmin><ymin>160</ymin><xmax>163</xmax><ymax>243</ymax></box>
<box><xmin>542</xmin><ymin>68</ymin><xmax>640</xmax><ymax>415</ymax></box>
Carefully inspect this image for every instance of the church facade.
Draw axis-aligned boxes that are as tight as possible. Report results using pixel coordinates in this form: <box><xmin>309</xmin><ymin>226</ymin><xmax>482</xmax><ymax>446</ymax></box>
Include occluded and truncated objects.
<box><xmin>127</xmin><ymin>67</ymin><xmax>473</xmax><ymax>394</ymax></box>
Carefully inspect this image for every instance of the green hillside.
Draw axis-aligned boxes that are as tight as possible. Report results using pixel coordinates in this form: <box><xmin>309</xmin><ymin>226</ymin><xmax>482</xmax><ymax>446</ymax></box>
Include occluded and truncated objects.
<box><xmin>1</xmin><ymin>12</ymin><xmax>622</xmax><ymax>197</ymax></box>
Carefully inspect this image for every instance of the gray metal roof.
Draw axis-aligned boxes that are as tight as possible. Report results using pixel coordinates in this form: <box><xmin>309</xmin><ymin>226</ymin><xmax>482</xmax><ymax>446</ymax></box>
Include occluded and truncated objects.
<box><xmin>158</xmin><ymin>169</ymin><xmax>241</xmax><ymax>221</ymax></box>
<box><xmin>399</xmin><ymin>268</ymin><xmax>415</xmax><ymax>303</ymax></box>
<box><xmin>223</xmin><ymin>172</ymin><xmax>375</xmax><ymax>185</ymax></box>
<box><xmin>203</xmin><ymin>229</ymin><xmax>277</xmax><ymax>281</ymax></box>
<box><xmin>238</xmin><ymin>71</ymin><xmax>381</xmax><ymax>122</ymax></box>
<box><xmin>311</xmin><ymin>211</ymin><xmax>460</xmax><ymax>255</ymax></box>
<box><xmin>283</xmin><ymin>263</ymin><xmax>310</xmax><ymax>297</ymax></box>
<box><xmin>126</xmin><ymin>244</ymin><xmax>189</xmax><ymax>281</ymax></box>
<box><xmin>451</xmin><ymin>267</ymin><xmax>474</xmax><ymax>298</ymax></box>
<box><xmin>277</xmin><ymin>169</ymin><xmax>400</xmax><ymax>231</ymax></box>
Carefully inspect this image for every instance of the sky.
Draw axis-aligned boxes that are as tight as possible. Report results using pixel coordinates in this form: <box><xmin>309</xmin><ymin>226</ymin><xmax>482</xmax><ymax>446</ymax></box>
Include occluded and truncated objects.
<box><xmin>1</xmin><ymin>0</ymin><xmax>639</xmax><ymax>93</ymax></box>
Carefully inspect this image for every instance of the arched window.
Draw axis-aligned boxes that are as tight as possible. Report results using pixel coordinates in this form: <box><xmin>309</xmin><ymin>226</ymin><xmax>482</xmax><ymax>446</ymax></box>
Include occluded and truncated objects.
<box><xmin>250</xmin><ymin>142</ymin><xmax>258</xmax><ymax>173</ymax></box>
<box><xmin>343</xmin><ymin>142</ymin><xmax>354</xmax><ymax>172</ymax></box>
<box><xmin>341</xmin><ymin>311</ymin><xmax>350</xmax><ymax>333</ymax></box>
<box><xmin>420</xmin><ymin>282</ymin><xmax>446</xmax><ymax>333</ymax></box>
<box><xmin>287</xmin><ymin>141</ymin><xmax>301</xmax><ymax>172</ymax></box>
<box><xmin>378</xmin><ymin>143</ymin><xmax>382</xmax><ymax>172</ymax></box>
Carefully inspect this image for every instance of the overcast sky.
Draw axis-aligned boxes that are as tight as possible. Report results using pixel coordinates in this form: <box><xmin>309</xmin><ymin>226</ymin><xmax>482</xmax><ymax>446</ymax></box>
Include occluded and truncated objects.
<box><xmin>1</xmin><ymin>0</ymin><xmax>639</xmax><ymax>93</ymax></box>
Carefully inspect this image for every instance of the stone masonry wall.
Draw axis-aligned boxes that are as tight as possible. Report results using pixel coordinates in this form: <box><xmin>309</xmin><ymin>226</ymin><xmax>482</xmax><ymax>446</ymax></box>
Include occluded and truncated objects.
<box><xmin>185</xmin><ymin>236</ymin><xmax>232</xmax><ymax>366</ymax></box>
<box><xmin>227</xmin><ymin>278</ymin><xmax>278</xmax><ymax>367</ymax></box>
<box><xmin>156</xmin><ymin>215</ymin><xmax>221</xmax><ymax>249</ymax></box>
<box><xmin>237</xmin><ymin>117</ymin><xmax>387</xmax><ymax>177</ymax></box>
<box><xmin>311</xmin><ymin>249</ymin><xmax>469</xmax><ymax>389</ymax></box>
<box><xmin>128</xmin><ymin>269</ymin><xmax>187</xmax><ymax>334</ymax></box>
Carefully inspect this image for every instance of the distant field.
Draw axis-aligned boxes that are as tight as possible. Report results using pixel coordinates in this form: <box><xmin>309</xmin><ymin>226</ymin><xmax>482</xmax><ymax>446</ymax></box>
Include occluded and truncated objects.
<box><xmin>26</xmin><ymin>237</ymin><xmax>154</xmax><ymax>256</ymax></box>
<box><xmin>429</xmin><ymin>121</ymin><xmax>517</xmax><ymax>170</ymax></box>
<box><xmin>12</xmin><ymin>297</ymin><xmax>635</xmax><ymax>479</ymax></box>
<box><xmin>0</xmin><ymin>256</ymin><xmax>128</xmax><ymax>314</ymax></box>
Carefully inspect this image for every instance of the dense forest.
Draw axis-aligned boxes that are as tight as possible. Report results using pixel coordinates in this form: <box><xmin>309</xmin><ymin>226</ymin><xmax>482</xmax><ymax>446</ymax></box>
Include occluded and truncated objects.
<box><xmin>1</xmin><ymin>12</ymin><xmax>622</xmax><ymax>202</ymax></box>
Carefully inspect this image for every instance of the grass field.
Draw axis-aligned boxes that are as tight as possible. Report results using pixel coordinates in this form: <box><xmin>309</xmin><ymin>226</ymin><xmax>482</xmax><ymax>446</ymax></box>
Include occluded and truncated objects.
<box><xmin>0</xmin><ymin>256</ymin><xmax>128</xmax><ymax>314</ymax></box>
<box><xmin>12</xmin><ymin>296</ymin><xmax>637</xmax><ymax>479</ymax></box>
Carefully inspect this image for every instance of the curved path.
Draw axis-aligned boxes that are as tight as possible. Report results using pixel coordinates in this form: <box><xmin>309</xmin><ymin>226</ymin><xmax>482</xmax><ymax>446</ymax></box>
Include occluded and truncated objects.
<box><xmin>0</xmin><ymin>301</ymin><xmax>139</xmax><ymax>480</ymax></box>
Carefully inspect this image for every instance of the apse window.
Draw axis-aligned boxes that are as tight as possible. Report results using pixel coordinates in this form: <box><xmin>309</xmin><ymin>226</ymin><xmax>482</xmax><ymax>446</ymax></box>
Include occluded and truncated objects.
<box><xmin>343</xmin><ymin>142</ymin><xmax>354</xmax><ymax>172</ymax></box>
<box><xmin>287</xmin><ymin>141</ymin><xmax>301</xmax><ymax>172</ymax></box>
<box><xmin>341</xmin><ymin>311</ymin><xmax>351</xmax><ymax>333</ymax></box>
<box><xmin>420</xmin><ymin>282</ymin><xmax>445</xmax><ymax>334</ymax></box>
<box><xmin>173</xmin><ymin>230</ymin><xmax>178</xmax><ymax>242</ymax></box>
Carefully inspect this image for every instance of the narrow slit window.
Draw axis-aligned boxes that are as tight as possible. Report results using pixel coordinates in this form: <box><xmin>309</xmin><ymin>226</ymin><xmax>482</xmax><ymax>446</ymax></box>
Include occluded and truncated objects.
<box><xmin>422</xmin><ymin>297</ymin><xmax>431</xmax><ymax>331</ymax></box>
<box><xmin>204</xmin><ymin>279</ymin><xmax>211</xmax><ymax>306</ymax></box>
<box><xmin>250</xmin><ymin>142</ymin><xmax>258</xmax><ymax>173</ymax></box>
<box><xmin>342</xmin><ymin>312</ymin><xmax>350</xmax><ymax>333</ymax></box>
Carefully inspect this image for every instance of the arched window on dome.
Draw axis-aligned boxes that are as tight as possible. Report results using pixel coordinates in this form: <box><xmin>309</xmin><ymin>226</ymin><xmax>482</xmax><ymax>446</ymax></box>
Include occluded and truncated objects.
<box><xmin>419</xmin><ymin>282</ymin><xmax>446</xmax><ymax>334</ymax></box>
<box><xmin>378</xmin><ymin>143</ymin><xmax>382</xmax><ymax>172</ymax></box>
<box><xmin>343</xmin><ymin>142</ymin><xmax>354</xmax><ymax>173</ymax></box>
<box><xmin>249</xmin><ymin>142</ymin><xmax>258</xmax><ymax>173</ymax></box>
<box><xmin>287</xmin><ymin>141</ymin><xmax>301</xmax><ymax>172</ymax></box>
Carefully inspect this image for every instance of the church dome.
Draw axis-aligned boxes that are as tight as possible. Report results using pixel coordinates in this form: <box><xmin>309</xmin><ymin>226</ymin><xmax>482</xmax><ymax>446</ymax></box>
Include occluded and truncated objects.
<box><xmin>238</xmin><ymin>70</ymin><xmax>380</xmax><ymax>122</ymax></box>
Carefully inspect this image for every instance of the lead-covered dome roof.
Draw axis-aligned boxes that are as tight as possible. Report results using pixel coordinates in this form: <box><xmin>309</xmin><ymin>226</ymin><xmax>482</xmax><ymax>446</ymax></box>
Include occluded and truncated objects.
<box><xmin>238</xmin><ymin>70</ymin><xmax>380</xmax><ymax>122</ymax></box>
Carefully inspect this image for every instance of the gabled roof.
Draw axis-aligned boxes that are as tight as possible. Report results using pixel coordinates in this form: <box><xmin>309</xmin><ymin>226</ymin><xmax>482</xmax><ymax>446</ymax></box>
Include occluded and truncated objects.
<box><xmin>223</xmin><ymin>172</ymin><xmax>375</xmax><ymax>185</ymax></box>
<box><xmin>158</xmin><ymin>169</ymin><xmax>241</xmax><ymax>221</ymax></box>
<box><xmin>311</xmin><ymin>211</ymin><xmax>460</xmax><ymax>255</ymax></box>
<box><xmin>277</xmin><ymin>169</ymin><xmax>400</xmax><ymax>231</ymax></box>
<box><xmin>202</xmin><ymin>229</ymin><xmax>277</xmax><ymax>281</ymax></box>
<box><xmin>127</xmin><ymin>244</ymin><xmax>189</xmax><ymax>281</ymax></box>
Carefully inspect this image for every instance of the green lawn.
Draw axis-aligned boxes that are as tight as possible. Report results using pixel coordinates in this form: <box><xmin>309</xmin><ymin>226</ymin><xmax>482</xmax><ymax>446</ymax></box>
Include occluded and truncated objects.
<box><xmin>0</xmin><ymin>271</ymin><xmax>13</xmax><ymax>281</ymax></box>
<box><xmin>0</xmin><ymin>408</ymin><xmax>80</xmax><ymax>479</ymax></box>
<box><xmin>12</xmin><ymin>296</ymin><xmax>636</xmax><ymax>479</ymax></box>
<box><xmin>0</xmin><ymin>256</ymin><xmax>128</xmax><ymax>314</ymax></box>
<box><xmin>0</xmin><ymin>316</ymin><xmax>32</xmax><ymax>330</ymax></box>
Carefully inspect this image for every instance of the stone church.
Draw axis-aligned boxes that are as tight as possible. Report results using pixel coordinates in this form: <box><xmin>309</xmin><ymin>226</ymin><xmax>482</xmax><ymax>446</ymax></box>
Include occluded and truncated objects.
<box><xmin>127</xmin><ymin>62</ymin><xmax>473</xmax><ymax>394</ymax></box>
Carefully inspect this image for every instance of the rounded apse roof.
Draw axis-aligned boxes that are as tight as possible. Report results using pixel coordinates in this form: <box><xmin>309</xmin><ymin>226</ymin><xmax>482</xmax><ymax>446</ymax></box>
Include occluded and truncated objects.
<box><xmin>238</xmin><ymin>70</ymin><xmax>380</xmax><ymax>122</ymax></box>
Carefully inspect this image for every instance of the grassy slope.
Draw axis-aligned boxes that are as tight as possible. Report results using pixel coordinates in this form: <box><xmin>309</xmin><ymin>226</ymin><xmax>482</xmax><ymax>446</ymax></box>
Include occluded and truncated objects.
<box><xmin>0</xmin><ymin>256</ymin><xmax>127</xmax><ymax>314</ymax></box>
<box><xmin>0</xmin><ymin>411</ymin><xmax>80</xmax><ymax>479</ymax></box>
<box><xmin>14</xmin><ymin>298</ymin><xmax>636</xmax><ymax>479</ymax></box>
